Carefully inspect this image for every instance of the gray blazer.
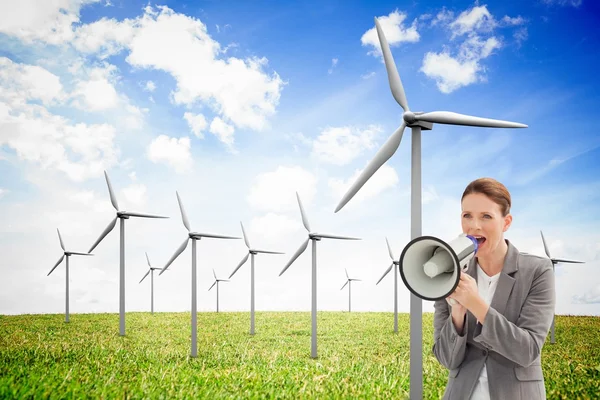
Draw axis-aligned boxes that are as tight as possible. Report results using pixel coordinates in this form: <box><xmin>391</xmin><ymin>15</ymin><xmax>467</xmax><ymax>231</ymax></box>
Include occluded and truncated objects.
<box><xmin>433</xmin><ymin>239</ymin><xmax>555</xmax><ymax>400</ymax></box>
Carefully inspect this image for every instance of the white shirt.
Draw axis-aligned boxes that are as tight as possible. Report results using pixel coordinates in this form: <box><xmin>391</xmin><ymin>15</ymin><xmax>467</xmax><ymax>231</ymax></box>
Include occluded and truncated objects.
<box><xmin>469</xmin><ymin>264</ymin><xmax>501</xmax><ymax>400</ymax></box>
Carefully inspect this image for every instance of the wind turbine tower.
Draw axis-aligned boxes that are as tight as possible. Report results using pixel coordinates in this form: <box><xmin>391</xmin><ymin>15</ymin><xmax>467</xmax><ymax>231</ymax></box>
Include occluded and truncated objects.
<box><xmin>376</xmin><ymin>237</ymin><xmax>401</xmax><ymax>333</ymax></box>
<box><xmin>160</xmin><ymin>191</ymin><xmax>240</xmax><ymax>357</ymax></box>
<box><xmin>340</xmin><ymin>268</ymin><xmax>361</xmax><ymax>312</ymax></box>
<box><xmin>88</xmin><ymin>171</ymin><xmax>168</xmax><ymax>336</ymax></box>
<box><xmin>540</xmin><ymin>230</ymin><xmax>585</xmax><ymax>344</ymax></box>
<box><xmin>279</xmin><ymin>192</ymin><xmax>361</xmax><ymax>359</ymax></box>
<box><xmin>47</xmin><ymin>228</ymin><xmax>93</xmax><ymax>322</ymax></box>
<box><xmin>229</xmin><ymin>221</ymin><xmax>284</xmax><ymax>334</ymax></box>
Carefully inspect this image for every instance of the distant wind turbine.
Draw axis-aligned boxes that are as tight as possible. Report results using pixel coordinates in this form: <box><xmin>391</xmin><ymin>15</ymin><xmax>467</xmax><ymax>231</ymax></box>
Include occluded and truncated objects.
<box><xmin>160</xmin><ymin>191</ymin><xmax>240</xmax><ymax>357</ymax></box>
<box><xmin>375</xmin><ymin>237</ymin><xmax>400</xmax><ymax>333</ymax></box>
<box><xmin>88</xmin><ymin>170</ymin><xmax>168</xmax><ymax>336</ymax></box>
<box><xmin>229</xmin><ymin>221</ymin><xmax>284</xmax><ymax>334</ymax></box>
<box><xmin>139</xmin><ymin>252</ymin><xmax>164</xmax><ymax>314</ymax></box>
<box><xmin>279</xmin><ymin>192</ymin><xmax>361</xmax><ymax>358</ymax></box>
<box><xmin>47</xmin><ymin>228</ymin><xmax>93</xmax><ymax>323</ymax></box>
<box><xmin>540</xmin><ymin>230</ymin><xmax>585</xmax><ymax>344</ymax></box>
<box><xmin>340</xmin><ymin>268</ymin><xmax>361</xmax><ymax>312</ymax></box>
<box><xmin>208</xmin><ymin>269</ymin><xmax>229</xmax><ymax>312</ymax></box>
<box><xmin>333</xmin><ymin>17</ymin><xmax>528</xmax><ymax>399</ymax></box>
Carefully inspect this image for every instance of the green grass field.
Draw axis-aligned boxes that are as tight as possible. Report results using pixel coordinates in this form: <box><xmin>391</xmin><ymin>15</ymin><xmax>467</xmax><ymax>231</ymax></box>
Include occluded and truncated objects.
<box><xmin>1</xmin><ymin>312</ymin><xmax>598</xmax><ymax>399</ymax></box>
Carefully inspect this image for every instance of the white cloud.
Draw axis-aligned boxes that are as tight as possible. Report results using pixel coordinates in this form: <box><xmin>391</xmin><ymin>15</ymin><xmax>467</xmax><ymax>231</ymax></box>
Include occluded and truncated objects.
<box><xmin>328</xmin><ymin>58</ymin><xmax>338</xmax><ymax>75</ymax></box>
<box><xmin>184</xmin><ymin>112</ymin><xmax>207</xmax><ymax>139</ymax></box>
<box><xmin>541</xmin><ymin>0</ymin><xmax>583</xmax><ymax>7</ymax></box>
<box><xmin>328</xmin><ymin>164</ymin><xmax>399</xmax><ymax>209</ymax></box>
<box><xmin>0</xmin><ymin>0</ymin><xmax>100</xmax><ymax>45</ymax></box>
<box><xmin>420</xmin><ymin>4</ymin><xmax>515</xmax><ymax>93</ymax></box>
<box><xmin>249</xmin><ymin>213</ymin><xmax>303</xmax><ymax>243</ymax></box>
<box><xmin>311</xmin><ymin>125</ymin><xmax>382</xmax><ymax>166</ymax></box>
<box><xmin>72</xmin><ymin>16</ymin><xmax>135</xmax><ymax>57</ymax></box>
<box><xmin>122</xmin><ymin>6</ymin><xmax>285</xmax><ymax>132</ymax></box>
<box><xmin>0</xmin><ymin>59</ymin><xmax>119</xmax><ymax>181</ymax></box>
<box><xmin>144</xmin><ymin>81</ymin><xmax>156</xmax><ymax>92</ymax></box>
<box><xmin>361</xmin><ymin>71</ymin><xmax>376</xmax><ymax>80</ymax></box>
<box><xmin>121</xmin><ymin>183</ymin><xmax>147</xmax><ymax>207</ymax></box>
<box><xmin>71</xmin><ymin>63</ymin><xmax>120</xmax><ymax>111</ymax></box>
<box><xmin>449</xmin><ymin>5</ymin><xmax>496</xmax><ymax>38</ymax></box>
<box><xmin>0</xmin><ymin>57</ymin><xmax>65</xmax><ymax>106</ymax></box>
<box><xmin>432</xmin><ymin>9</ymin><xmax>454</xmax><ymax>26</ymax></box>
<box><xmin>209</xmin><ymin>117</ymin><xmax>236</xmax><ymax>152</ymax></box>
<box><xmin>420</xmin><ymin>52</ymin><xmax>480</xmax><ymax>93</ymax></box>
<box><xmin>0</xmin><ymin>188</ymin><xmax>8</xmax><ymax>199</ymax></box>
<box><xmin>361</xmin><ymin>10</ymin><xmax>420</xmax><ymax>56</ymax></box>
<box><xmin>247</xmin><ymin>166</ymin><xmax>317</xmax><ymax>213</ymax></box>
<box><xmin>146</xmin><ymin>134</ymin><xmax>192</xmax><ymax>173</ymax></box>
<box><xmin>573</xmin><ymin>284</ymin><xmax>600</xmax><ymax>304</ymax></box>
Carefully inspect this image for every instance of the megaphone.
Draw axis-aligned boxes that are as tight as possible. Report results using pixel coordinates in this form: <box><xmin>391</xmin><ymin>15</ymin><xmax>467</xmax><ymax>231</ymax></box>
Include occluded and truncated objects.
<box><xmin>399</xmin><ymin>234</ymin><xmax>479</xmax><ymax>301</ymax></box>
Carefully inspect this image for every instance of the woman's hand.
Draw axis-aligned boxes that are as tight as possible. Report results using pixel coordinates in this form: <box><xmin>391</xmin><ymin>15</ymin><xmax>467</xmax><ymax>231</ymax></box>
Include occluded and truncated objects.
<box><xmin>451</xmin><ymin>272</ymin><xmax>481</xmax><ymax>311</ymax></box>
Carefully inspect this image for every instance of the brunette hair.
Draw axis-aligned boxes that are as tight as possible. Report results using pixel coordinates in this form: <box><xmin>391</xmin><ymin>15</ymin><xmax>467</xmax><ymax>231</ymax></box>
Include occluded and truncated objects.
<box><xmin>461</xmin><ymin>177</ymin><xmax>511</xmax><ymax>216</ymax></box>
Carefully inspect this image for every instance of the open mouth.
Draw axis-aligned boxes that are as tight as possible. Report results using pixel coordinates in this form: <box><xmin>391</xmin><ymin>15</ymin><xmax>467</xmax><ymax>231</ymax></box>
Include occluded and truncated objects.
<box><xmin>473</xmin><ymin>235</ymin><xmax>487</xmax><ymax>246</ymax></box>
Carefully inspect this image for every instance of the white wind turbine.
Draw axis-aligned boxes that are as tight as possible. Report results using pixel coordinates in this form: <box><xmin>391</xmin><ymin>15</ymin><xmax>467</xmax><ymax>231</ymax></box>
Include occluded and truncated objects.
<box><xmin>279</xmin><ymin>192</ymin><xmax>361</xmax><ymax>359</ymax></box>
<box><xmin>47</xmin><ymin>228</ymin><xmax>93</xmax><ymax>323</ymax></box>
<box><xmin>375</xmin><ymin>237</ymin><xmax>401</xmax><ymax>333</ymax></box>
<box><xmin>340</xmin><ymin>268</ymin><xmax>361</xmax><ymax>312</ymax></box>
<box><xmin>334</xmin><ymin>17</ymin><xmax>528</xmax><ymax>399</ymax></box>
<box><xmin>88</xmin><ymin>171</ymin><xmax>168</xmax><ymax>336</ymax></box>
<box><xmin>208</xmin><ymin>269</ymin><xmax>229</xmax><ymax>313</ymax></box>
<box><xmin>540</xmin><ymin>230</ymin><xmax>585</xmax><ymax>344</ymax></box>
<box><xmin>229</xmin><ymin>221</ymin><xmax>284</xmax><ymax>335</ymax></box>
<box><xmin>138</xmin><ymin>252</ymin><xmax>164</xmax><ymax>314</ymax></box>
<box><xmin>159</xmin><ymin>191</ymin><xmax>240</xmax><ymax>358</ymax></box>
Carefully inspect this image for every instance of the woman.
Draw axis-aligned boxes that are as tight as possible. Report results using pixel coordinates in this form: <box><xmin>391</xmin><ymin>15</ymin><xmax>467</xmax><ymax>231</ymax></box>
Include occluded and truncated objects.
<box><xmin>433</xmin><ymin>177</ymin><xmax>555</xmax><ymax>400</ymax></box>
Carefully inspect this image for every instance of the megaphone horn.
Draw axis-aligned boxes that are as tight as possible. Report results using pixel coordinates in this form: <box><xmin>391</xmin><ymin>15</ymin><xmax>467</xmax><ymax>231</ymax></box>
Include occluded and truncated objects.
<box><xmin>399</xmin><ymin>234</ymin><xmax>479</xmax><ymax>301</ymax></box>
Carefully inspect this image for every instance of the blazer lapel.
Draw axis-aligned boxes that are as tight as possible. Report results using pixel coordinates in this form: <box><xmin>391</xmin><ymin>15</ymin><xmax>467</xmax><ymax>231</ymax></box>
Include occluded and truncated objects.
<box><xmin>489</xmin><ymin>240</ymin><xmax>519</xmax><ymax>316</ymax></box>
<box><xmin>466</xmin><ymin>257</ymin><xmax>479</xmax><ymax>337</ymax></box>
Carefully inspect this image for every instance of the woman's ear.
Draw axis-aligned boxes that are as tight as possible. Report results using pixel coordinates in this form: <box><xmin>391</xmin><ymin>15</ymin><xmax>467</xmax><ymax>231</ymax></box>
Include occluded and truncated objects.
<box><xmin>503</xmin><ymin>214</ymin><xmax>513</xmax><ymax>232</ymax></box>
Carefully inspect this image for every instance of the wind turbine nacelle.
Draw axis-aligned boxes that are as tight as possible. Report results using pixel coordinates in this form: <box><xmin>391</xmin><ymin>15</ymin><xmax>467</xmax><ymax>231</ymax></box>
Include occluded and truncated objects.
<box><xmin>399</xmin><ymin>234</ymin><xmax>479</xmax><ymax>301</ymax></box>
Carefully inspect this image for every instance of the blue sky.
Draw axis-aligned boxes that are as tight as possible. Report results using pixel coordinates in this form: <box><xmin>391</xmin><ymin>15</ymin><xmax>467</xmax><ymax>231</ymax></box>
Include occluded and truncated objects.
<box><xmin>0</xmin><ymin>0</ymin><xmax>599</xmax><ymax>318</ymax></box>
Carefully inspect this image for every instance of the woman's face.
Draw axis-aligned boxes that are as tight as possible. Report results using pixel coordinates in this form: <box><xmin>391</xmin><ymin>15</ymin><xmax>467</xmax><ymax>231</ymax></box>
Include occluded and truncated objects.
<box><xmin>461</xmin><ymin>192</ymin><xmax>512</xmax><ymax>258</ymax></box>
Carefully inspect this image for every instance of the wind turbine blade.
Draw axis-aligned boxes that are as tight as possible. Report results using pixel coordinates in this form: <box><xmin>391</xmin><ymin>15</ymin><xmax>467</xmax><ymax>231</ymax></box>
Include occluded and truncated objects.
<box><xmin>123</xmin><ymin>212</ymin><xmax>168</xmax><ymax>219</ymax></box>
<box><xmin>540</xmin><ymin>231</ymin><xmax>551</xmax><ymax>259</ymax></box>
<box><xmin>160</xmin><ymin>237</ymin><xmax>189</xmax><ymax>275</ymax></box>
<box><xmin>376</xmin><ymin>263</ymin><xmax>394</xmax><ymax>285</ymax></box>
<box><xmin>352</xmin><ymin>279</ymin><xmax>362</xmax><ymax>281</ymax></box>
<box><xmin>146</xmin><ymin>252</ymin><xmax>151</xmax><ymax>267</ymax></box>
<box><xmin>208</xmin><ymin>281</ymin><xmax>216</xmax><ymax>291</ymax></box>
<box><xmin>57</xmin><ymin>228</ymin><xmax>65</xmax><ymax>251</ymax></box>
<box><xmin>374</xmin><ymin>17</ymin><xmax>409</xmax><ymax>111</ymax></box>
<box><xmin>279</xmin><ymin>238</ymin><xmax>309</xmax><ymax>276</ymax></box>
<box><xmin>229</xmin><ymin>253</ymin><xmax>250</xmax><ymax>279</ymax></box>
<box><xmin>47</xmin><ymin>255</ymin><xmax>65</xmax><ymax>276</ymax></box>
<box><xmin>345</xmin><ymin>268</ymin><xmax>349</xmax><ymax>279</ymax></box>
<box><xmin>88</xmin><ymin>217</ymin><xmax>118</xmax><ymax>253</ymax></box>
<box><xmin>139</xmin><ymin>270</ymin><xmax>150</xmax><ymax>284</ymax></box>
<box><xmin>552</xmin><ymin>258</ymin><xmax>585</xmax><ymax>264</ymax></box>
<box><xmin>296</xmin><ymin>192</ymin><xmax>311</xmax><ymax>232</ymax></box>
<box><xmin>218</xmin><ymin>279</ymin><xmax>230</xmax><ymax>282</ymax></box>
<box><xmin>314</xmin><ymin>233</ymin><xmax>361</xmax><ymax>240</ymax></box>
<box><xmin>334</xmin><ymin>122</ymin><xmax>406</xmax><ymax>213</ymax></box>
<box><xmin>341</xmin><ymin>280</ymin><xmax>348</xmax><ymax>290</ymax></box>
<box><xmin>104</xmin><ymin>171</ymin><xmax>119</xmax><ymax>211</ymax></box>
<box><xmin>414</xmin><ymin>111</ymin><xmax>527</xmax><ymax>128</ymax></box>
<box><xmin>385</xmin><ymin>237</ymin><xmax>395</xmax><ymax>260</ymax></box>
<box><xmin>213</xmin><ymin>269</ymin><xmax>217</xmax><ymax>280</ymax></box>
<box><xmin>176</xmin><ymin>191</ymin><xmax>191</xmax><ymax>231</ymax></box>
<box><xmin>240</xmin><ymin>221</ymin><xmax>251</xmax><ymax>249</ymax></box>
<box><xmin>252</xmin><ymin>249</ymin><xmax>285</xmax><ymax>255</ymax></box>
<box><xmin>69</xmin><ymin>252</ymin><xmax>94</xmax><ymax>256</ymax></box>
<box><xmin>192</xmin><ymin>232</ymin><xmax>241</xmax><ymax>240</ymax></box>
